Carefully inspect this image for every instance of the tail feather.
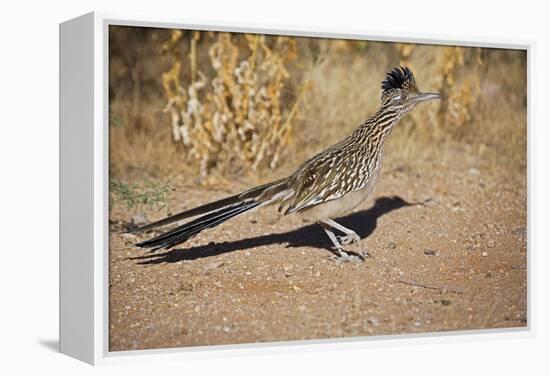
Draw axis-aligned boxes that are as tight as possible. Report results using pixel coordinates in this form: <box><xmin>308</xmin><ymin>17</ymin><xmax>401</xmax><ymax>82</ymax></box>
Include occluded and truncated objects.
<box><xmin>129</xmin><ymin>193</ymin><xmax>243</xmax><ymax>234</ymax></box>
<box><xmin>136</xmin><ymin>201</ymin><xmax>259</xmax><ymax>251</ymax></box>
<box><xmin>130</xmin><ymin>178</ymin><xmax>287</xmax><ymax>234</ymax></box>
<box><xmin>133</xmin><ymin>178</ymin><xmax>289</xmax><ymax>251</ymax></box>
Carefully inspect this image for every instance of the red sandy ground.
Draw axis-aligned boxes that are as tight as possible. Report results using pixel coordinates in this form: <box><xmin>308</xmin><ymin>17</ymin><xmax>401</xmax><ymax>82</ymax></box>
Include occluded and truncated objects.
<box><xmin>108</xmin><ymin>145</ymin><xmax>527</xmax><ymax>351</ymax></box>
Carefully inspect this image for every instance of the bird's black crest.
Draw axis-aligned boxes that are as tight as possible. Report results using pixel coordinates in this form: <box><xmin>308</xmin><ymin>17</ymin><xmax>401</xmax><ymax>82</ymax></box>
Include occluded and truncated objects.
<box><xmin>381</xmin><ymin>66</ymin><xmax>415</xmax><ymax>91</ymax></box>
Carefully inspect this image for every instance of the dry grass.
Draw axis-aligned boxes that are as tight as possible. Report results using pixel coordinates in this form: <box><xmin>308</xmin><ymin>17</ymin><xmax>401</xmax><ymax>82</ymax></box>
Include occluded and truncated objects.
<box><xmin>161</xmin><ymin>31</ymin><xmax>308</xmax><ymax>176</ymax></box>
<box><xmin>109</xmin><ymin>26</ymin><xmax>527</xmax><ymax>192</ymax></box>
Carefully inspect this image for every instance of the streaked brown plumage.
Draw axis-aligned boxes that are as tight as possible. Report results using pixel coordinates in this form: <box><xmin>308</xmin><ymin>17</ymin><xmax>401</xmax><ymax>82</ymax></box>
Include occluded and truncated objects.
<box><xmin>133</xmin><ymin>67</ymin><xmax>441</xmax><ymax>261</ymax></box>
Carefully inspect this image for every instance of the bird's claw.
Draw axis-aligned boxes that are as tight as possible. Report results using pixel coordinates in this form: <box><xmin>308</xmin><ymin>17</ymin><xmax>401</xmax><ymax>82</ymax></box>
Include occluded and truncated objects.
<box><xmin>331</xmin><ymin>248</ymin><xmax>369</xmax><ymax>263</ymax></box>
<box><xmin>338</xmin><ymin>233</ymin><xmax>361</xmax><ymax>246</ymax></box>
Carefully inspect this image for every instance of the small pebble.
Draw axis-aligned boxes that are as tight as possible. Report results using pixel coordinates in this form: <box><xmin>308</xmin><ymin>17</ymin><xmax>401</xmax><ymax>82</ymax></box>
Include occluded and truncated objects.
<box><xmin>387</xmin><ymin>242</ymin><xmax>397</xmax><ymax>249</ymax></box>
<box><xmin>203</xmin><ymin>260</ymin><xmax>224</xmax><ymax>274</ymax></box>
<box><xmin>482</xmin><ymin>251</ymin><xmax>488</xmax><ymax>257</ymax></box>
<box><xmin>283</xmin><ymin>264</ymin><xmax>293</xmax><ymax>277</ymax></box>
<box><xmin>366</xmin><ymin>316</ymin><xmax>380</xmax><ymax>326</ymax></box>
<box><xmin>424</xmin><ymin>249</ymin><xmax>438</xmax><ymax>256</ymax></box>
<box><xmin>121</xmin><ymin>233</ymin><xmax>137</xmax><ymax>241</ymax></box>
<box><xmin>131</xmin><ymin>213</ymin><xmax>148</xmax><ymax>226</ymax></box>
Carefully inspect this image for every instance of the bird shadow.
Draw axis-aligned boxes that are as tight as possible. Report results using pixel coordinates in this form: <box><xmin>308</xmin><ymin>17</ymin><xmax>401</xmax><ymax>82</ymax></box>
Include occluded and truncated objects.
<box><xmin>130</xmin><ymin>195</ymin><xmax>425</xmax><ymax>265</ymax></box>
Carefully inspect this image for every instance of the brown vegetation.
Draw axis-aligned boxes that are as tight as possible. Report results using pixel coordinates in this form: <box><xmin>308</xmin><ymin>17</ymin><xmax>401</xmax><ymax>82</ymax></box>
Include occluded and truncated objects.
<box><xmin>109</xmin><ymin>26</ymin><xmax>526</xmax><ymax>192</ymax></box>
<box><xmin>161</xmin><ymin>31</ymin><xmax>306</xmax><ymax>176</ymax></box>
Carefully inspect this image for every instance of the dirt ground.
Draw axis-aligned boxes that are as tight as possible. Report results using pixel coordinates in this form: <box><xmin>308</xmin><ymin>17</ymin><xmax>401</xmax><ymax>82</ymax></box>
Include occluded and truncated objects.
<box><xmin>108</xmin><ymin>142</ymin><xmax>527</xmax><ymax>351</ymax></box>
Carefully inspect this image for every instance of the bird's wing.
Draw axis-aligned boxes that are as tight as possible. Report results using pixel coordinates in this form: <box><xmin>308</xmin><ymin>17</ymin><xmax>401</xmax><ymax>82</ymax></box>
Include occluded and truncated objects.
<box><xmin>281</xmin><ymin>147</ymin><xmax>363</xmax><ymax>214</ymax></box>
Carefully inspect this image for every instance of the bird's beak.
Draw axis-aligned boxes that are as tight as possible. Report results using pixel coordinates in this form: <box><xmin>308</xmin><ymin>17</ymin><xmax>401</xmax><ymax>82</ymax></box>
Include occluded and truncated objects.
<box><xmin>412</xmin><ymin>92</ymin><xmax>442</xmax><ymax>104</ymax></box>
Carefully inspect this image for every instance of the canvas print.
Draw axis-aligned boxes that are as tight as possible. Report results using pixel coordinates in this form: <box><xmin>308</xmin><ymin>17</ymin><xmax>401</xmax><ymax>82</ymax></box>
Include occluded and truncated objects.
<box><xmin>108</xmin><ymin>25</ymin><xmax>527</xmax><ymax>351</ymax></box>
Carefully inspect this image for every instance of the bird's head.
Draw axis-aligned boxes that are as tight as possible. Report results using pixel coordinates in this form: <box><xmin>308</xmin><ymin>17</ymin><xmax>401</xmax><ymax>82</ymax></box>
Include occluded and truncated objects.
<box><xmin>381</xmin><ymin>66</ymin><xmax>441</xmax><ymax>112</ymax></box>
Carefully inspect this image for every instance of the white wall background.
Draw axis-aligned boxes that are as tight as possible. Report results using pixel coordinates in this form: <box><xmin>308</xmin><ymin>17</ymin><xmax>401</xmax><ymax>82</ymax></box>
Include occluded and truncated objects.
<box><xmin>0</xmin><ymin>0</ymin><xmax>547</xmax><ymax>375</ymax></box>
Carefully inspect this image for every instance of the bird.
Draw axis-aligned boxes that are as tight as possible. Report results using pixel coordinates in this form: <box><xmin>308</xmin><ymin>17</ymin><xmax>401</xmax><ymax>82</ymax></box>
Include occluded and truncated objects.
<box><xmin>132</xmin><ymin>66</ymin><xmax>441</xmax><ymax>261</ymax></box>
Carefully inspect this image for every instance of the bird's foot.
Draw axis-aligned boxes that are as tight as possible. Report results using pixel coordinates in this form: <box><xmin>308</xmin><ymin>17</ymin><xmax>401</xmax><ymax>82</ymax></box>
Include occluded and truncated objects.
<box><xmin>331</xmin><ymin>248</ymin><xmax>369</xmax><ymax>263</ymax></box>
<box><xmin>338</xmin><ymin>233</ymin><xmax>361</xmax><ymax>246</ymax></box>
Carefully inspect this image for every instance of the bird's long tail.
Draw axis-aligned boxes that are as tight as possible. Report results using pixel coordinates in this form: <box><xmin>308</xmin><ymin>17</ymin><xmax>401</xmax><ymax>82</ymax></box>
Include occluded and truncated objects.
<box><xmin>133</xmin><ymin>178</ymin><xmax>288</xmax><ymax>251</ymax></box>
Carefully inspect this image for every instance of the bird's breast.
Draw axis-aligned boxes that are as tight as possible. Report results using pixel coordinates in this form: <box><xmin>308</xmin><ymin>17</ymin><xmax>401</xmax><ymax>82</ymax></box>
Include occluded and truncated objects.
<box><xmin>299</xmin><ymin>163</ymin><xmax>381</xmax><ymax>223</ymax></box>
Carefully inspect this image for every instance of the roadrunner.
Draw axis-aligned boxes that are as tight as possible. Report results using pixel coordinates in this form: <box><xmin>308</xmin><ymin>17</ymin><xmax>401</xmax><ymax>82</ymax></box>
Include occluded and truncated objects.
<box><xmin>133</xmin><ymin>67</ymin><xmax>440</xmax><ymax>260</ymax></box>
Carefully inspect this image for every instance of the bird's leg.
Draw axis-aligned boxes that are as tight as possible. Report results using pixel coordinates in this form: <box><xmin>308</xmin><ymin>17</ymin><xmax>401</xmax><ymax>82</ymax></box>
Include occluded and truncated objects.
<box><xmin>319</xmin><ymin>222</ymin><xmax>348</xmax><ymax>256</ymax></box>
<box><xmin>319</xmin><ymin>221</ymin><xmax>365</xmax><ymax>262</ymax></box>
<box><xmin>323</xmin><ymin>219</ymin><xmax>361</xmax><ymax>246</ymax></box>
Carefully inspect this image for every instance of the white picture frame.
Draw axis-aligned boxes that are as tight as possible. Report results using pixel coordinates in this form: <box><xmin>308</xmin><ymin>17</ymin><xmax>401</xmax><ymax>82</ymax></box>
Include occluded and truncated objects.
<box><xmin>59</xmin><ymin>11</ymin><xmax>534</xmax><ymax>365</ymax></box>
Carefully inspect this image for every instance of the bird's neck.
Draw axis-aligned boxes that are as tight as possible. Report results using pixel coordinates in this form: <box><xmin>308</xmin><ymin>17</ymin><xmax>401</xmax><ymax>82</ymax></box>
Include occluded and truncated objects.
<box><xmin>354</xmin><ymin>106</ymin><xmax>403</xmax><ymax>144</ymax></box>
